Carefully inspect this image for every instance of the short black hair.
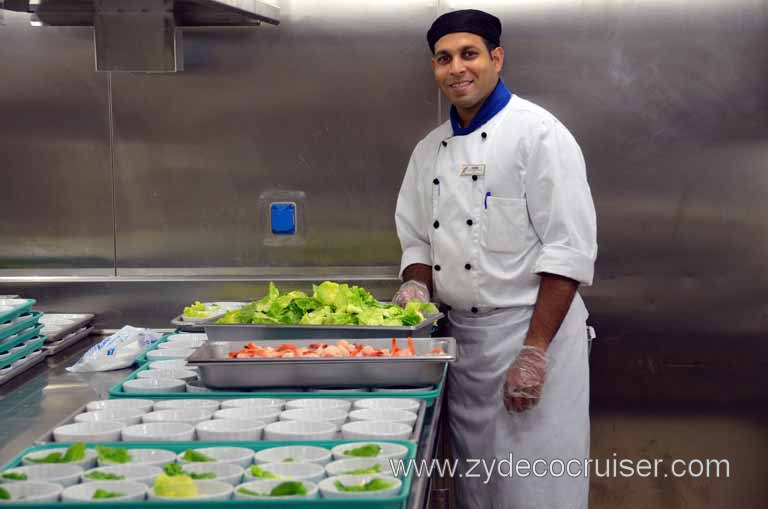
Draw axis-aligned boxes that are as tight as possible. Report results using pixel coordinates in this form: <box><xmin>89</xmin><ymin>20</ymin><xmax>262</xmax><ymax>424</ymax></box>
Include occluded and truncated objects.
<box><xmin>482</xmin><ymin>37</ymin><xmax>499</xmax><ymax>55</ymax></box>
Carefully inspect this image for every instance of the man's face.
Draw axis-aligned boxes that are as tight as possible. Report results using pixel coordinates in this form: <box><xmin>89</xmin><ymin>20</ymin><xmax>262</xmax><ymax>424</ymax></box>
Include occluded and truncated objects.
<box><xmin>431</xmin><ymin>32</ymin><xmax>504</xmax><ymax>113</ymax></box>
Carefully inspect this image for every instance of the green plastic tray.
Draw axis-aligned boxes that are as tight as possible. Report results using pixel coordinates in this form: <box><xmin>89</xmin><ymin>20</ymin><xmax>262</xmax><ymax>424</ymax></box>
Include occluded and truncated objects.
<box><xmin>0</xmin><ymin>321</ymin><xmax>44</xmax><ymax>354</ymax></box>
<box><xmin>0</xmin><ymin>334</ymin><xmax>46</xmax><ymax>370</ymax></box>
<box><xmin>1</xmin><ymin>440</ymin><xmax>416</xmax><ymax>509</ymax></box>
<box><xmin>109</xmin><ymin>360</ymin><xmax>444</xmax><ymax>406</ymax></box>
<box><xmin>0</xmin><ymin>298</ymin><xmax>36</xmax><ymax>327</ymax></box>
<box><xmin>0</xmin><ymin>311</ymin><xmax>42</xmax><ymax>342</ymax></box>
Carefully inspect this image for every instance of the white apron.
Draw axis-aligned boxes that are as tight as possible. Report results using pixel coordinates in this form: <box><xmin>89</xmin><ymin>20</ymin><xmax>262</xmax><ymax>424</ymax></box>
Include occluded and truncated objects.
<box><xmin>446</xmin><ymin>295</ymin><xmax>590</xmax><ymax>509</ymax></box>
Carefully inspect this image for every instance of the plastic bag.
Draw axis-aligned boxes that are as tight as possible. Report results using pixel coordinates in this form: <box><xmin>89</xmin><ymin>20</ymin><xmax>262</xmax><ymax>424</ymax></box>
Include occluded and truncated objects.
<box><xmin>66</xmin><ymin>325</ymin><xmax>161</xmax><ymax>373</ymax></box>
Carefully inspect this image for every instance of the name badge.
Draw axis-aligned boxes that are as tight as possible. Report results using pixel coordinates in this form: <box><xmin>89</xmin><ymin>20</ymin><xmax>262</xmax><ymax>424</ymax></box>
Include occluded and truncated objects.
<box><xmin>460</xmin><ymin>164</ymin><xmax>486</xmax><ymax>177</ymax></box>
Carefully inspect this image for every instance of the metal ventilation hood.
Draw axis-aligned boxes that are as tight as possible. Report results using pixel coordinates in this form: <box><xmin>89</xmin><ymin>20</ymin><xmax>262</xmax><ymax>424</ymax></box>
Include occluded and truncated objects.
<box><xmin>1</xmin><ymin>0</ymin><xmax>280</xmax><ymax>72</ymax></box>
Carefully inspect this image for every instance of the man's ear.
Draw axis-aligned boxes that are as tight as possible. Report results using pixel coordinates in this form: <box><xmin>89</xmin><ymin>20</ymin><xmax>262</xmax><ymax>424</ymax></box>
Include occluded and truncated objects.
<box><xmin>492</xmin><ymin>46</ymin><xmax>505</xmax><ymax>73</ymax></box>
<box><xmin>431</xmin><ymin>58</ymin><xmax>437</xmax><ymax>73</ymax></box>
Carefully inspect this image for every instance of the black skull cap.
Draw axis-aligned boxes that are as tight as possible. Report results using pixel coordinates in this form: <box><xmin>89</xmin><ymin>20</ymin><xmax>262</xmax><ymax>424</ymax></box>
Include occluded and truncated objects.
<box><xmin>427</xmin><ymin>9</ymin><xmax>502</xmax><ymax>54</ymax></box>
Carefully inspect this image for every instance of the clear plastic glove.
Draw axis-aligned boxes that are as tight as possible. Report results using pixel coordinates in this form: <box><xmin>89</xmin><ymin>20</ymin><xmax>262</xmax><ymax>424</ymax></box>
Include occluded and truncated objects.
<box><xmin>392</xmin><ymin>280</ymin><xmax>430</xmax><ymax>308</ymax></box>
<box><xmin>502</xmin><ymin>345</ymin><xmax>549</xmax><ymax>413</ymax></box>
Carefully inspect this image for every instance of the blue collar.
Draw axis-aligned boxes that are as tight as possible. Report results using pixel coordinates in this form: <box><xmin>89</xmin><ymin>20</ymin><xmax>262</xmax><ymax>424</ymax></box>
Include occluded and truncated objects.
<box><xmin>450</xmin><ymin>79</ymin><xmax>512</xmax><ymax>136</ymax></box>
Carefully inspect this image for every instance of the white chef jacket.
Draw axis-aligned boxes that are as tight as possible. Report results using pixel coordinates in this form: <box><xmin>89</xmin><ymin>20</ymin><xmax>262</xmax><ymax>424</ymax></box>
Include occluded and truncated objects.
<box><xmin>395</xmin><ymin>95</ymin><xmax>597</xmax><ymax>312</ymax></box>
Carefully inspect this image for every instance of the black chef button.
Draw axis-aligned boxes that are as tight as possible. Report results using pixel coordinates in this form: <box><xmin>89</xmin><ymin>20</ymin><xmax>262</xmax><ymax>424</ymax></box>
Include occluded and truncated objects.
<box><xmin>433</xmin><ymin>221</ymin><xmax>440</xmax><ymax>229</ymax></box>
<box><xmin>465</xmin><ymin>263</ymin><xmax>471</xmax><ymax>270</ymax></box>
<box><xmin>441</xmin><ymin>141</ymin><xmax>448</xmax><ymax>147</ymax></box>
<box><xmin>433</xmin><ymin>178</ymin><xmax>439</xmax><ymax>185</ymax></box>
<box><xmin>434</xmin><ymin>264</ymin><xmax>441</xmax><ymax>271</ymax></box>
<box><xmin>466</xmin><ymin>219</ymin><xmax>473</xmax><ymax>226</ymax></box>
<box><xmin>471</xmin><ymin>306</ymin><xmax>479</xmax><ymax>313</ymax></box>
<box><xmin>472</xmin><ymin>175</ymin><xmax>478</xmax><ymax>181</ymax></box>
<box><xmin>481</xmin><ymin>132</ymin><xmax>487</xmax><ymax>139</ymax></box>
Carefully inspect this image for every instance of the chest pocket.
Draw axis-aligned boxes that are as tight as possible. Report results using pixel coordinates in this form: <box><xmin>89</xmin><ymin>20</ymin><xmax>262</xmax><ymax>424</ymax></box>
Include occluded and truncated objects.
<box><xmin>480</xmin><ymin>196</ymin><xmax>529</xmax><ymax>253</ymax></box>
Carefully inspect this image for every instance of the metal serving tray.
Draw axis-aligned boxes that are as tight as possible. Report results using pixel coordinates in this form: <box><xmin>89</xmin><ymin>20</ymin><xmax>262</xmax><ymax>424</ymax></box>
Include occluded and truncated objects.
<box><xmin>39</xmin><ymin>313</ymin><xmax>95</xmax><ymax>343</ymax></box>
<box><xmin>188</xmin><ymin>337</ymin><xmax>456</xmax><ymax>390</ymax></box>
<box><xmin>203</xmin><ymin>312</ymin><xmax>445</xmax><ymax>342</ymax></box>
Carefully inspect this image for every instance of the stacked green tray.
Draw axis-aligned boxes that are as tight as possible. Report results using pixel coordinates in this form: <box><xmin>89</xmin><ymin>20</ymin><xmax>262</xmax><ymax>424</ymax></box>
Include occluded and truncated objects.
<box><xmin>0</xmin><ymin>298</ymin><xmax>36</xmax><ymax>325</ymax></box>
<box><xmin>1</xmin><ymin>440</ymin><xmax>416</xmax><ymax>509</ymax></box>
<box><xmin>0</xmin><ymin>312</ymin><xmax>42</xmax><ymax>352</ymax></box>
<box><xmin>0</xmin><ymin>333</ymin><xmax>46</xmax><ymax>371</ymax></box>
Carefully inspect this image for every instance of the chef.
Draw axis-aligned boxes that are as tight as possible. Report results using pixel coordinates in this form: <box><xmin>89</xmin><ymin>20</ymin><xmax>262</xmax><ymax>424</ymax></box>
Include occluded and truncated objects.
<box><xmin>393</xmin><ymin>9</ymin><xmax>597</xmax><ymax>509</ymax></box>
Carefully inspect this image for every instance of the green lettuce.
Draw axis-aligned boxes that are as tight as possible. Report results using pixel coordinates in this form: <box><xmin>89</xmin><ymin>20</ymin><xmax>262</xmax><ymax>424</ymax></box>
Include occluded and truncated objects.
<box><xmin>0</xmin><ymin>487</ymin><xmax>10</xmax><ymax>500</ymax></box>
<box><xmin>343</xmin><ymin>444</ymin><xmax>382</xmax><ymax>458</ymax></box>
<box><xmin>181</xmin><ymin>449</ymin><xmax>214</xmax><ymax>462</ymax></box>
<box><xmin>92</xmin><ymin>489</ymin><xmax>124</xmax><ymax>499</ymax></box>
<box><xmin>28</xmin><ymin>443</ymin><xmax>86</xmax><ymax>464</ymax></box>
<box><xmin>215</xmin><ymin>281</ymin><xmax>436</xmax><ymax>327</ymax></box>
<box><xmin>250</xmin><ymin>465</ymin><xmax>279</xmax><ymax>479</ymax></box>
<box><xmin>334</xmin><ymin>478</ymin><xmax>394</xmax><ymax>492</ymax></box>
<box><xmin>343</xmin><ymin>464</ymin><xmax>382</xmax><ymax>475</ymax></box>
<box><xmin>96</xmin><ymin>446</ymin><xmax>131</xmax><ymax>464</ymax></box>
<box><xmin>238</xmin><ymin>481</ymin><xmax>307</xmax><ymax>497</ymax></box>
<box><xmin>85</xmin><ymin>471</ymin><xmax>125</xmax><ymax>481</ymax></box>
<box><xmin>1</xmin><ymin>472</ymin><xmax>27</xmax><ymax>481</ymax></box>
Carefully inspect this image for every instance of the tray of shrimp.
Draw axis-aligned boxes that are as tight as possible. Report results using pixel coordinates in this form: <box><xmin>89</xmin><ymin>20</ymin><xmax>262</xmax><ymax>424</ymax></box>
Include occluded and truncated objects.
<box><xmin>187</xmin><ymin>337</ymin><xmax>456</xmax><ymax>390</ymax></box>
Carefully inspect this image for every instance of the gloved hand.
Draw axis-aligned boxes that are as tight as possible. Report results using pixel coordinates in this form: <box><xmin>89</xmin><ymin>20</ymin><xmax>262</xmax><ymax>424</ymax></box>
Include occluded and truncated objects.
<box><xmin>502</xmin><ymin>345</ymin><xmax>549</xmax><ymax>413</ymax></box>
<box><xmin>392</xmin><ymin>280</ymin><xmax>430</xmax><ymax>308</ymax></box>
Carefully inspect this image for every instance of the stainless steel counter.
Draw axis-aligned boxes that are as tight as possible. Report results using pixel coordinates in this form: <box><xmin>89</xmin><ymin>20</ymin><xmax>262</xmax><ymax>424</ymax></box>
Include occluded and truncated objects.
<box><xmin>0</xmin><ymin>333</ymin><xmax>445</xmax><ymax>508</ymax></box>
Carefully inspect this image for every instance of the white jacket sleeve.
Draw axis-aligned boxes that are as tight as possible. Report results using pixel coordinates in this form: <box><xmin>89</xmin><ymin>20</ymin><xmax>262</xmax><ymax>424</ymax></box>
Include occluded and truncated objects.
<box><xmin>524</xmin><ymin>120</ymin><xmax>597</xmax><ymax>285</ymax></box>
<box><xmin>395</xmin><ymin>149</ymin><xmax>432</xmax><ymax>280</ymax></box>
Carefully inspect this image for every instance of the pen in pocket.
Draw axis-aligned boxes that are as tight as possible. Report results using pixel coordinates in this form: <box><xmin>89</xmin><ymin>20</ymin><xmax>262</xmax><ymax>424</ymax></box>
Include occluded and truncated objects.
<box><xmin>484</xmin><ymin>192</ymin><xmax>491</xmax><ymax>209</ymax></box>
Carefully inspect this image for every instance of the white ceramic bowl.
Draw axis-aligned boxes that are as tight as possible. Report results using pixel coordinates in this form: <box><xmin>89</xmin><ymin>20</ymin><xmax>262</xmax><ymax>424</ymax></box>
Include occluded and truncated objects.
<box><xmin>121</xmin><ymin>422</ymin><xmax>195</xmax><ymax>442</ymax></box>
<box><xmin>98</xmin><ymin>449</ymin><xmax>177</xmax><ymax>467</ymax></box>
<box><xmin>0</xmin><ymin>464</ymin><xmax>83</xmax><ymax>487</ymax></box>
<box><xmin>180</xmin><ymin>463</ymin><xmax>244</xmax><ymax>486</ymax></box>
<box><xmin>148</xmin><ymin>480</ymin><xmax>233</xmax><ymax>501</ymax></box>
<box><xmin>319</xmin><ymin>474</ymin><xmax>401</xmax><ymax>498</ymax></box>
<box><xmin>214</xmin><ymin>407</ymin><xmax>281</xmax><ymax>424</ymax></box>
<box><xmin>142</xmin><ymin>408</ymin><xmax>213</xmax><ymax>426</ymax></box>
<box><xmin>152</xmin><ymin>400</ymin><xmax>218</xmax><ymax>412</ymax></box>
<box><xmin>285</xmin><ymin>399</ymin><xmax>351</xmax><ymax>411</ymax></box>
<box><xmin>234</xmin><ymin>479</ymin><xmax>319</xmax><ymax>500</ymax></box>
<box><xmin>22</xmin><ymin>448</ymin><xmax>98</xmax><ymax>469</ymax></box>
<box><xmin>244</xmin><ymin>462</ymin><xmax>325</xmax><ymax>483</ymax></box>
<box><xmin>53</xmin><ymin>421</ymin><xmax>124</xmax><ymax>443</ymax></box>
<box><xmin>86</xmin><ymin>399</ymin><xmax>154</xmax><ymax>413</ymax></box>
<box><xmin>0</xmin><ymin>481</ymin><xmax>62</xmax><ymax>502</ymax></box>
<box><xmin>341</xmin><ymin>421</ymin><xmax>412</xmax><ymax>441</ymax></box>
<box><xmin>279</xmin><ymin>408</ymin><xmax>348</xmax><ymax>428</ymax></box>
<box><xmin>186</xmin><ymin>381</ymin><xmax>213</xmax><ymax>393</ymax></box>
<box><xmin>146</xmin><ymin>348</ymin><xmax>195</xmax><ymax>361</ymax></box>
<box><xmin>353</xmin><ymin>398</ymin><xmax>420</xmax><ymax>412</ymax></box>
<box><xmin>123</xmin><ymin>378</ymin><xmax>186</xmax><ymax>394</ymax></box>
<box><xmin>75</xmin><ymin>409</ymin><xmax>146</xmax><ymax>426</ymax></box>
<box><xmin>348</xmin><ymin>408</ymin><xmax>418</xmax><ymax>426</ymax></box>
<box><xmin>147</xmin><ymin>359</ymin><xmax>188</xmax><ymax>370</ymax></box>
<box><xmin>137</xmin><ymin>369</ymin><xmax>198</xmax><ymax>383</ymax></box>
<box><xmin>195</xmin><ymin>419</ymin><xmax>265</xmax><ymax>441</ymax></box>
<box><xmin>62</xmin><ymin>480</ymin><xmax>147</xmax><ymax>502</ymax></box>
<box><xmin>264</xmin><ymin>420</ymin><xmax>337</xmax><ymax>441</ymax></box>
<box><xmin>159</xmin><ymin>338</ymin><xmax>205</xmax><ymax>349</ymax></box>
<box><xmin>177</xmin><ymin>447</ymin><xmax>254</xmax><ymax>468</ymax></box>
<box><xmin>253</xmin><ymin>446</ymin><xmax>332</xmax><ymax>466</ymax></box>
<box><xmin>220</xmin><ymin>398</ymin><xmax>284</xmax><ymax>410</ymax></box>
<box><xmin>81</xmin><ymin>465</ymin><xmax>162</xmax><ymax>486</ymax></box>
<box><xmin>168</xmin><ymin>333</ymin><xmax>208</xmax><ymax>342</ymax></box>
<box><xmin>331</xmin><ymin>442</ymin><xmax>409</xmax><ymax>461</ymax></box>
<box><xmin>325</xmin><ymin>458</ymin><xmax>400</xmax><ymax>477</ymax></box>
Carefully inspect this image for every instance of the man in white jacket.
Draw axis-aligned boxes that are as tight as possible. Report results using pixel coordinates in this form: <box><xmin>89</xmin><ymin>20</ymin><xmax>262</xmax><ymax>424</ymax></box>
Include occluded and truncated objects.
<box><xmin>394</xmin><ymin>9</ymin><xmax>597</xmax><ymax>509</ymax></box>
